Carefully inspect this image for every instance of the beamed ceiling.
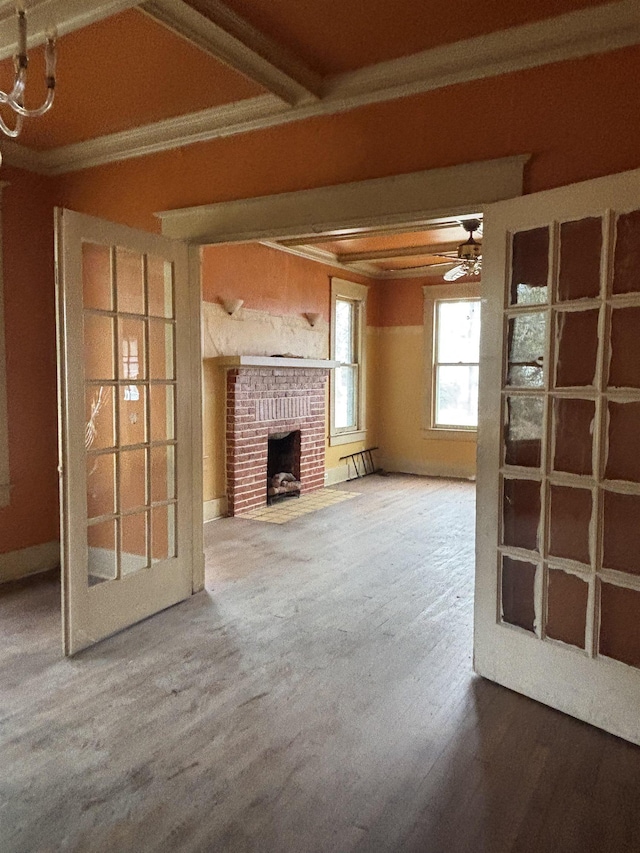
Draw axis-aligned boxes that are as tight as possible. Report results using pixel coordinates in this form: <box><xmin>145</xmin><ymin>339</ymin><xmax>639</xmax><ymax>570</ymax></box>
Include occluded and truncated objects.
<box><xmin>0</xmin><ymin>0</ymin><xmax>635</xmax><ymax>274</ymax></box>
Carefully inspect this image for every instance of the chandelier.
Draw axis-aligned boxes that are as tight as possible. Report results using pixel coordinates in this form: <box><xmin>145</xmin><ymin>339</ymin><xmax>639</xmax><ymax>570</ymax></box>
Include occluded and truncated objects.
<box><xmin>0</xmin><ymin>2</ymin><xmax>57</xmax><ymax>143</ymax></box>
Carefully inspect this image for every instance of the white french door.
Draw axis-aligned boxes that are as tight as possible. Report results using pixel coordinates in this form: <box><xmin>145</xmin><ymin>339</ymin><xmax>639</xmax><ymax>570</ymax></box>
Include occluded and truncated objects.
<box><xmin>56</xmin><ymin>209</ymin><xmax>203</xmax><ymax>655</ymax></box>
<box><xmin>475</xmin><ymin>167</ymin><xmax>640</xmax><ymax>745</ymax></box>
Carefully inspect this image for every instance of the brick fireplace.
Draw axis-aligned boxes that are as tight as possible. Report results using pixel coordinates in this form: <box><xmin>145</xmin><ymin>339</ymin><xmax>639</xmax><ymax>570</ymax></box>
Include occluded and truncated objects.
<box><xmin>218</xmin><ymin>357</ymin><xmax>336</xmax><ymax>516</ymax></box>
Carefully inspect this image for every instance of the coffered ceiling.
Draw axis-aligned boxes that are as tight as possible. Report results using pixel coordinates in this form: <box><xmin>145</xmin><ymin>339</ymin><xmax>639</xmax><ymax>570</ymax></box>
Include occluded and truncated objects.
<box><xmin>0</xmin><ymin>0</ymin><xmax>637</xmax><ymax>175</ymax></box>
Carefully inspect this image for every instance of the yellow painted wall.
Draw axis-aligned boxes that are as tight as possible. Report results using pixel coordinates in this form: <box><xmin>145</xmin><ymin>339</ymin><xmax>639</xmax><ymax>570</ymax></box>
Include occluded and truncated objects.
<box><xmin>374</xmin><ymin>325</ymin><xmax>476</xmax><ymax>481</ymax></box>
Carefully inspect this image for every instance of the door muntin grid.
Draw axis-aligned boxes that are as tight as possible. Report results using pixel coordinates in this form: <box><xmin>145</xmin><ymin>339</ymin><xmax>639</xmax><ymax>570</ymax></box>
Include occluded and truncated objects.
<box><xmin>498</xmin><ymin>211</ymin><xmax>640</xmax><ymax>669</ymax></box>
<box><xmin>83</xmin><ymin>243</ymin><xmax>177</xmax><ymax>585</ymax></box>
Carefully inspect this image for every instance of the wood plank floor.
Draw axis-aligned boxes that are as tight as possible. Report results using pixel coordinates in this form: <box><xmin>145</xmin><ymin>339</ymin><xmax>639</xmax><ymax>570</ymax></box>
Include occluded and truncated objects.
<box><xmin>2</xmin><ymin>474</ymin><xmax>640</xmax><ymax>852</ymax></box>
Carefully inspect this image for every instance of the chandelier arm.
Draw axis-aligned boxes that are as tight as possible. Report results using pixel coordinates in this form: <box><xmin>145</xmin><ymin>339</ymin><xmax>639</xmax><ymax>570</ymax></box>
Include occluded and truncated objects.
<box><xmin>8</xmin><ymin>88</ymin><xmax>55</xmax><ymax>119</ymax></box>
<box><xmin>0</xmin><ymin>111</ymin><xmax>24</xmax><ymax>138</ymax></box>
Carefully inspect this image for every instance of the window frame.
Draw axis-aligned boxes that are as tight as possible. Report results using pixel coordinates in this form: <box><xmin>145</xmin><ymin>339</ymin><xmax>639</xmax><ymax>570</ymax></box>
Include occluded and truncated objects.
<box><xmin>330</xmin><ymin>278</ymin><xmax>367</xmax><ymax>445</ymax></box>
<box><xmin>0</xmin><ymin>185</ymin><xmax>8</xmax><ymax>507</ymax></box>
<box><xmin>423</xmin><ymin>282</ymin><xmax>481</xmax><ymax>442</ymax></box>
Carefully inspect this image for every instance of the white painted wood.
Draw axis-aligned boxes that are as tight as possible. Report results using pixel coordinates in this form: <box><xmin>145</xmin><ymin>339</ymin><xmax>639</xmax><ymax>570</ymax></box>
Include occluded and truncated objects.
<box><xmin>3</xmin><ymin>1</ymin><xmax>638</xmax><ymax>174</ymax></box>
<box><xmin>330</xmin><ymin>279</ymin><xmax>367</xmax><ymax>444</ymax></box>
<box><xmin>0</xmin><ymin>183</ymin><xmax>9</xmax><ymax>508</ymax></box>
<box><xmin>211</xmin><ymin>355</ymin><xmax>338</xmax><ymax>369</ymax></box>
<box><xmin>55</xmin><ymin>209</ymin><xmax>202</xmax><ymax>655</ymax></box>
<box><xmin>203</xmin><ymin>495</ymin><xmax>227</xmax><ymax>522</ymax></box>
<box><xmin>475</xmin><ymin>166</ymin><xmax>640</xmax><ymax>745</ymax></box>
<box><xmin>140</xmin><ymin>0</ymin><xmax>322</xmax><ymax>105</ymax></box>
<box><xmin>422</xmin><ymin>281</ymin><xmax>481</xmax><ymax>440</ymax></box>
<box><xmin>188</xmin><ymin>244</ymin><xmax>205</xmax><ymax>593</ymax></box>
<box><xmin>156</xmin><ymin>156</ymin><xmax>528</xmax><ymax>244</ymax></box>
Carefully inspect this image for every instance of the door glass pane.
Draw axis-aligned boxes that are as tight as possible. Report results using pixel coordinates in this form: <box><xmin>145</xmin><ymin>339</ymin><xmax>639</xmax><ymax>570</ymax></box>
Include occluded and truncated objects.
<box><xmin>86</xmin><ymin>452</ymin><xmax>116</xmax><ymax>519</ymax></box>
<box><xmin>84</xmin><ymin>315</ymin><xmax>115</xmax><ymax>381</ymax></box>
<box><xmin>502</xmin><ymin>478</ymin><xmax>540</xmax><ymax>552</ymax></box>
<box><xmin>115</xmin><ymin>247</ymin><xmax>144</xmax><ymax>315</ymax></box>
<box><xmin>436</xmin><ymin>300</ymin><xmax>480</xmax><ymax>363</ymax></box>
<box><xmin>552</xmin><ymin>398</ymin><xmax>594</xmax><ymax>476</ymax></box>
<box><xmin>335</xmin><ymin>365</ymin><xmax>356</xmax><ymax>429</ymax></box>
<box><xmin>87</xmin><ymin>520</ymin><xmax>117</xmax><ymax>585</ymax></box>
<box><xmin>506</xmin><ymin>313</ymin><xmax>545</xmax><ymax>387</ymax></box>
<box><xmin>602</xmin><ymin>491</ymin><xmax>640</xmax><ymax>575</ymax></box>
<box><xmin>335</xmin><ymin>299</ymin><xmax>354</xmax><ymax>363</ymax></box>
<box><xmin>558</xmin><ymin>217</ymin><xmax>602</xmax><ymax>301</ymax></box>
<box><xmin>149</xmin><ymin>384</ymin><xmax>175</xmax><ymax>442</ymax></box>
<box><xmin>613</xmin><ymin>209</ymin><xmax>640</xmax><ymax>295</ymax></box>
<box><xmin>148</xmin><ymin>255</ymin><xmax>174</xmax><ymax>318</ymax></box>
<box><xmin>510</xmin><ymin>227</ymin><xmax>549</xmax><ymax>305</ymax></box>
<box><xmin>504</xmin><ymin>396</ymin><xmax>543</xmax><ymax>468</ymax></box>
<box><xmin>149</xmin><ymin>319</ymin><xmax>175</xmax><ymax>380</ymax></box>
<box><xmin>119</xmin><ymin>385</ymin><xmax>147</xmax><ymax>448</ymax></box>
<box><xmin>548</xmin><ymin>485</ymin><xmax>592</xmax><ymax>565</ymax></box>
<box><xmin>501</xmin><ymin>556</ymin><xmax>537</xmax><ymax>632</ymax></box>
<box><xmin>119</xmin><ymin>448</ymin><xmax>147</xmax><ymax>512</ymax></box>
<box><xmin>82</xmin><ymin>243</ymin><xmax>112</xmax><ymax>311</ymax></box>
<box><xmin>118</xmin><ymin>317</ymin><xmax>146</xmax><ymax>382</ymax></box>
<box><xmin>121</xmin><ymin>512</ymin><xmax>149</xmax><ymax>575</ymax></box>
<box><xmin>151</xmin><ymin>444</ymin><xmax>176</xmax><ymax>503</ymax></box>
<box><xmin>599</xmin><ymin>583</ymin><xmax>640</xmax><ymax>667</ymax></box>
<box><xmin>545</xmin><ymin>569</ymin><xmax>588</xmax><ymax>649</ymax></box>
<box><xmin>152</xmin><ymin>504</ymin><xmax>176</xmax><ymax>562</ymax></box>
<box><xmin>85</xmin><ymin>385</ymin><xmax>115</xmax><ymax>451</ymax></box>
<box><xmin>555</xmin><ymin>309</ymin><xmax>599</xmax><ymax>388</ymax></box>
<box><xmin>435</xmin><ymin>365</ymin><xmax>479</xmax><ymax>427</ymax></box>
<box><xmin>605</xmin><ymin>401</ymin><xmax>640</xmax><ymax>483</ymax></box>
<box><xmin>609</xmin><ymin>307</ymin><xmax>640</xmax><ymax>388</ymax></box>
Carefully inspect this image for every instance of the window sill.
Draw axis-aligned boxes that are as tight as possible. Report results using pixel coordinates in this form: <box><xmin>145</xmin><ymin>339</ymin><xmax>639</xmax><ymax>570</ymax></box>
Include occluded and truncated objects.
<box><xmin>329</xmin><ymin>429</ymin><xmax>367</xmax><ymax>447</ymax></box>
<box><xmin>422</xmin><ymin>428</ymin><xmax>477</xmax><ymax>442</ymax></box>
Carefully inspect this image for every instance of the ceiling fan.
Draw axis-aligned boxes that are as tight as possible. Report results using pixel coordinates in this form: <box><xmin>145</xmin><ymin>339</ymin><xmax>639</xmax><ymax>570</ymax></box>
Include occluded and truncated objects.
<box><xmin>441</xmin><ymin>218</ymin><xmax>482</xmax><ymax>281</ymax></box>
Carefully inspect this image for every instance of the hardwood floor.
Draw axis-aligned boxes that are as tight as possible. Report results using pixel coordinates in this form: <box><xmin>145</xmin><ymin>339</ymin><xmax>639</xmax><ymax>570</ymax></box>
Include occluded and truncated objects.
<box><xmin>1</xmin><ymin>474</ymin><xmax>640</xmax><ymax>852</ymax></box>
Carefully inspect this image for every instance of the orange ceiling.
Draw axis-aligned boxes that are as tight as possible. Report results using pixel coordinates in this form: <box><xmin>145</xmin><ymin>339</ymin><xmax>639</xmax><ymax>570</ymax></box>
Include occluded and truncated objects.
<box><xmin>0</xmin><ymin>9</ymin><xmax>264</xmax><ymax>150</ymax></box>
<box><xmin>207</xmin><ymin>0</ymin><xmax>612</xmax><ymax>76</ymax></box>
<box><xmin>313</xmin><ymin>225</ymin><xmax>471</xmax><ymax>256</ymax></box>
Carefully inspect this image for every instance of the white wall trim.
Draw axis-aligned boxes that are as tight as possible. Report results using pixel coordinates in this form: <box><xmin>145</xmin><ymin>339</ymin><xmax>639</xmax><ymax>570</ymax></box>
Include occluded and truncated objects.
<box><xmin>157</xmin><ymin>156</ymin><xmax>529</xmax><ymax>244</ymax></box>
<box><xmin>203</xmin><ymin>496</ymin><xmax>228</xmax><ymax>522</ymax></box>
<box><xmin>3</xmin><ymin>0</ymin><xmax>638</xmax><ymax>175</ymax></box>
<box><xmin>380</xmin><ymin>459</ymin><xmax>476</xmax><ymax>481</ymax></box>
<box><xmin>423</xmin><ymin>280</ymin><xmax>481</xmax><ymax>436</ymax></box>
<box><xmin>0</xmin><ymin>540</ymin><xmax>60</xmax><ymax>583</ymax></box>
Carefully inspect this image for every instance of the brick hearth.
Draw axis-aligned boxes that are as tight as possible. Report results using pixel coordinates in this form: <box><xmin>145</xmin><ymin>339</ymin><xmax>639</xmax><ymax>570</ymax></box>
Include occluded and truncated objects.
<box><xmin>226</xmin><ymin>366</ymin><xmax>330</xmax><ymax>516</ymax></box>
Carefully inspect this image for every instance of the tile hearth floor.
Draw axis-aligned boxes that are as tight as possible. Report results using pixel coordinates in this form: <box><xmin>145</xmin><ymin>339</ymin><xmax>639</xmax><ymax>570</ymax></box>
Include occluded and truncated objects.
<box><xmin>242</xmin><ymin>487</ymin><xmax>359</xmax><ymax>523</ymax></box>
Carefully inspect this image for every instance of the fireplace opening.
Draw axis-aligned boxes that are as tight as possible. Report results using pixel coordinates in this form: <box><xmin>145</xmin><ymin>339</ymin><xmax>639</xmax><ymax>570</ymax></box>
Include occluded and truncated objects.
<box><xmin>267</xmin><ymin>430</ymin><xmax>302</xmax><ymax>504</ymax></box>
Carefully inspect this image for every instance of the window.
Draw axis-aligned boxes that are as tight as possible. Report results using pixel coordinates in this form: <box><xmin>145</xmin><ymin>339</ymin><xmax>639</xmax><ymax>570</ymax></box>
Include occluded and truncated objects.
<box><xmin>423</xmin><ymin>283</ymin><xmax>481</xmax><ymax>438</ymax></box>
<box><xmin>330</xmin><ymin>278</ymin><xmax>367</xmax><ymax>444</ymax></box>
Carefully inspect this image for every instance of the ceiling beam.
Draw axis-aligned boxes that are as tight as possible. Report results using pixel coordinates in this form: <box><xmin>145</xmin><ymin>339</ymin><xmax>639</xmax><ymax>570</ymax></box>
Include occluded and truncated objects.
<box><xmin>0</xmin><ymin>0</ymin><xmax>138</xmax><ymax>60</ymax></box>
<box><xmin>140</xmin><ymin>0</ymin><xmax>322</xmax><ymax>105</ymax></box>
<box><xmin>276</xmin><ymin>220</ymin><xmax>471</xmax><ymax>249</ymax></box>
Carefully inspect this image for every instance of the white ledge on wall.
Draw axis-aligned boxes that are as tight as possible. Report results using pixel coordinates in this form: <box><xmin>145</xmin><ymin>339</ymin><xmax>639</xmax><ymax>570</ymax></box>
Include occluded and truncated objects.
<box><xmin>209</xmin><ymin>355</ymin><xmax>340</xmax><ymax>369</ymax></box>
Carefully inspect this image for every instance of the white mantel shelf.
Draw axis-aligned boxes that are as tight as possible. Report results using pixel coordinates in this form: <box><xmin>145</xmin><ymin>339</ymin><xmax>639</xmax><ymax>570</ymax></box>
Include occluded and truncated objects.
<box><xmin>209</xmin><ymin>356</ymin><xmax>339</xmax><ymax>369</ymax></box>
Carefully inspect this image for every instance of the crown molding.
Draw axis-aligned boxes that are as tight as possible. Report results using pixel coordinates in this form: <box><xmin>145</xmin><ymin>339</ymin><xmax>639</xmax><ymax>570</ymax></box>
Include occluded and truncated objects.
<box><xmin>259</xmin><ymin>240</ymin><xmax>382</xmax><ymax>279</ymax></box>
<box><xmin>335</xmin><ymin>241</ymin><xmax>461</xmax><ymax>264</ymax></box>
<box><xmin>0</xmin><ymin>0</ymin><xmax>138</xmax><ymax>60</ymax></box>
<box><xmin>140</xmin><ymin>0</ymin><xmax>322</xmax><ymax>105</ymax></box>
<box><xmin>3</xmin><ymin>0</ymin><xmax>639</xmax><ymax>175</ymax></box>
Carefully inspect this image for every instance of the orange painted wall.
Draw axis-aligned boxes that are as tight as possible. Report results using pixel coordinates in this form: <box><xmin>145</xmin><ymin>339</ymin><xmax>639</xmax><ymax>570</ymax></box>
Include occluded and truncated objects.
<box><xmin>0</xmin><ymin>168</ymin><xmax>59</xmax><ymax>555</ymax></box>
<box><xmin>372</xmin><ymin>276</ymin><xmax>481</xmax><ymax>327</ymax></box>
<box><xmin>202</xmin><ymin>242</ymin><xmax>378</xmax><ymax>322</ymax></box>
<box><xmin>53</xmin><ymin>46</ymin><xmax>640</xmax><ymax>233</ymax></box>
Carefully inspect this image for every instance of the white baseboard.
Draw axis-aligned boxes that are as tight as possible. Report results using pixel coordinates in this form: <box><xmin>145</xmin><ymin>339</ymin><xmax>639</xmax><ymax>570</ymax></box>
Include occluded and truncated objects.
<box><xmin>324</xmin><ymin>465</ymin><xmax>350</xmax><ymax>486</ymax></box>
<box><xmin>0</xmin><ymin>540</ymin><xmax>60</xmax><ymax>583</ymax></box>
<box><xmin>204</xmin><ymin>496</ymin><xmax>228</xmax><ymax>523</ymax></box>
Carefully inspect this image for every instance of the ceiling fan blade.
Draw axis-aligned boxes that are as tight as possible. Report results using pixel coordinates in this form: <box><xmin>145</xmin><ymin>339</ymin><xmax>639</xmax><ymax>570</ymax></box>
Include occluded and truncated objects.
<box><xmin>443</xmin><ymin>264</ymin><xmax>467</xmax><ymax>282</ymax></box>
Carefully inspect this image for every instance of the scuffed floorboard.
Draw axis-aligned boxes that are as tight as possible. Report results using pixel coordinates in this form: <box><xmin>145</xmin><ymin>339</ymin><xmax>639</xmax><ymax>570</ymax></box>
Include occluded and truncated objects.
<box><xmin>1</xmin><ymin>475</ymin><xmax>640</xmax><ymax>853</ymax></box>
